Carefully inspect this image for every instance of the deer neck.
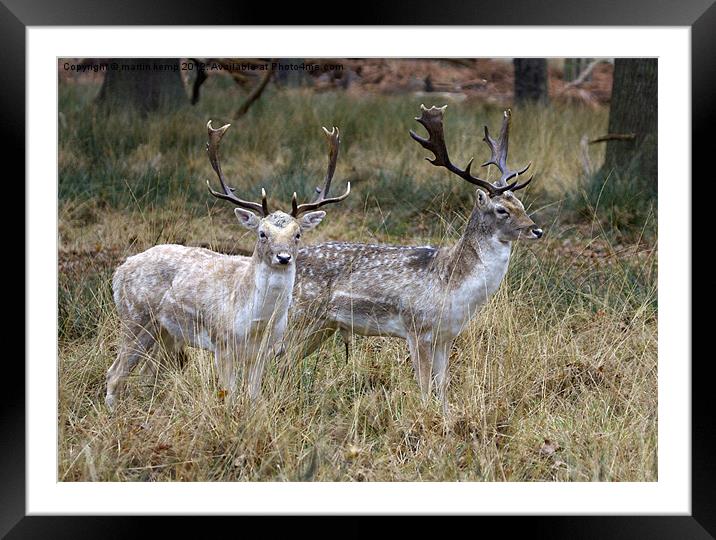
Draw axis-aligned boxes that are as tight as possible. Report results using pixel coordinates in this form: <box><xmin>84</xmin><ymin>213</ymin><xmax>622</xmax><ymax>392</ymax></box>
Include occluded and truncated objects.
<box><xmin>440</xmin><ymin>209</ymin><xmax>512</xmax><ymax>296</ymax></box>
<box><xmin>243</xmin><ymin>252</ymin><xmax>295</xmax><ymax>322</ymax></box>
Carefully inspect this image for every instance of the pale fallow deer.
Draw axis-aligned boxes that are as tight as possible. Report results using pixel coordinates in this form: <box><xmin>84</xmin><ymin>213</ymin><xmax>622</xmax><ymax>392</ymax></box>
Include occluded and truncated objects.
<box><xmin>105</xmin><ymin>121</ymin><xmax>350</xmax><ymax>409</ymax></box>
<box><xmin>290</xmin><ymin>105</ymin><xmax>542</xmax><ymax>413</ymax></box>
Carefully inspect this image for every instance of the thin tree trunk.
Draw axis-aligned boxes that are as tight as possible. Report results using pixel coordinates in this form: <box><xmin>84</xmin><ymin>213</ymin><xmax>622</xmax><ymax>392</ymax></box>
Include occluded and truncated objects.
<box><xmin>513</xmin><ymin>59</ymin><xmax>549</xmax><ymax>104</ymax></box>
<box><xmin>98</xmin><ymin>58</ymin><xmax>186</xmax><ymax>114</ymax></box>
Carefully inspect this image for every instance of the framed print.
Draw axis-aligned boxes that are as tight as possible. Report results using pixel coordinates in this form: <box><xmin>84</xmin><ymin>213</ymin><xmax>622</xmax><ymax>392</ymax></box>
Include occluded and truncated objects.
<box><xmin>11</xmin><ymin>0</ymin><xmax>710</xmax><ymax>537</ymax></box>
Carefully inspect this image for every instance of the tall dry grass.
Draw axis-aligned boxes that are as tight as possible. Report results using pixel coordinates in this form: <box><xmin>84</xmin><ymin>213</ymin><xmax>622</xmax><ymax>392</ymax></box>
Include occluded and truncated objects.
<box><xmin>58</xmin><ymin>77</ymin><xmax>656</xmax><ymax>481</ymax></box>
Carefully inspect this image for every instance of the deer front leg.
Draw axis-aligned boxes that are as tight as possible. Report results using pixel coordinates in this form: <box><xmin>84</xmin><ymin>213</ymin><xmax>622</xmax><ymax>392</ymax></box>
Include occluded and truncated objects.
<box><xmin>407</xmin><ymin>333</ymin><xmax>433</xmax><ymax>403</ymax></box>
<box><xmin>215</xmin><ymin>348</ymin><xmax>237</xmax><ymax>396</ymax></box>
<box><xmin>267</xmin><ymin>325</ymin><xmax>287</xmax><ymax>363</ymax></box>
<box><xmin>432</xmin><ymin>341</ymin><xmax>451</xmax><ymax>415</ymax></box>
<box><xmin>247</xmin><ymin>353</ymin><xmax>268</xmax><ymax>402</ymax></box>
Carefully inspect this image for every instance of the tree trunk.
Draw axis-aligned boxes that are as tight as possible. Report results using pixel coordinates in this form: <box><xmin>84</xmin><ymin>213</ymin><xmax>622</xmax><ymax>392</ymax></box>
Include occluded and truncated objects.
<box><xmin>513</xmin><ymin>59</ymin><xmax>549</xmax><ymax>104</ymax></box>
<box><xmin>98</xmin><ymin>58</ymin><xmax>186</xmax><ymax>114</ymax></box>
<box><xmin>599</xmin><ymin>58</ymin><xmax>658</xmax><ymax>190</ymax></box>
<box><xmin>274</xmin><ymin>59</ymin><xmax>310</xmax><ymax>87</ymax></box>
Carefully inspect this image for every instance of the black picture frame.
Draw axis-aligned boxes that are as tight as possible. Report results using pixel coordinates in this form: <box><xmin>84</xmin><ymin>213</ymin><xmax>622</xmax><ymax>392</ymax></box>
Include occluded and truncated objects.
<box><xmin>10</xmin><ymin>0</ymin><xmax>708</xmax><ymax>536</ymax></box>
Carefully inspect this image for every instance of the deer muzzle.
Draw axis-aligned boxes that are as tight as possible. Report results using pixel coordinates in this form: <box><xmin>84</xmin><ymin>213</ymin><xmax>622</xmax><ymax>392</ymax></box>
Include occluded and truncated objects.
<box><xmin>276</xmin><ymin>252</ymin><xmax>292</xmax><ymax>265</ymax></box>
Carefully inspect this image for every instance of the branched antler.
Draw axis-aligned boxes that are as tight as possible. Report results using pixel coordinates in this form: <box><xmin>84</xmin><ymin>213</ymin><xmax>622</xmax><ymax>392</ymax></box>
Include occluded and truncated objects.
<box><xmin>410</xmin><ymin>105</ymin><xmax>533</xmax><ymax>196</ymax></box>
<box><xmin>206</xmin><ymin>120</ymin><xmax>269</xmax><ymax>215</ymax></box>
<box><xmin>291</xmin><ymin>126</ymin><xmax>351</xmax><ymax>217</ymax></box>
<box><xmin>482</xmin><ymin>109</ymin><xmax>532</xmax><ymax>188</ymax></box>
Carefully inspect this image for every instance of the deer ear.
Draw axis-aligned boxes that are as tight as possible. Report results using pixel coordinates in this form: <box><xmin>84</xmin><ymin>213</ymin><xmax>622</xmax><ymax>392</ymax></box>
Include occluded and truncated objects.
<box><xmin>299</xmin><ymin>211</ymin><xmax>326</xmax><ymax>231</ymax></box>
<box><xmin>234</xmin><ymin>208</ymin><xmax>261</xmax><ymax>230</ymax></box>
<box><xmin>475</xmin><ymin>189</ymin><xmax>491</xmax><ymax>208</ymax></box>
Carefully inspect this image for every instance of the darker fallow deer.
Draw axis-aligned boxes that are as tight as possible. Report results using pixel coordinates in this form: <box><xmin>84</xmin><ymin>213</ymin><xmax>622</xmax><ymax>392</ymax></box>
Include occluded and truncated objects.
<box><xmin>291</xmin><ymin>105</ymin><xmax>542</xmax><ymax>413</ymax></box>
<box><xmin>105</xmin><ymin>121</ymin><xmax>350</xmax><ymax>409</ymax></box>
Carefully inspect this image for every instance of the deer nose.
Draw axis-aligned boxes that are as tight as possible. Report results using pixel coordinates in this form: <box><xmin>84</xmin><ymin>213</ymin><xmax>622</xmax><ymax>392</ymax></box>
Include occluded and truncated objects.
<box><xmin>532</xmin><ymin>228</ymin><xmax>543</xmax><ymax>239</ymax></box>
<box><xmin>276</xmin><ymin>253</ymin><xmax>292</xmax><ymax>265</ymax></box>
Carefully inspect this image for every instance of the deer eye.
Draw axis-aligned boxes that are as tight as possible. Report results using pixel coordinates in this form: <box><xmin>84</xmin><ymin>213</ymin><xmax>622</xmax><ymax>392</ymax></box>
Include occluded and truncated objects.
<box><xmin>295</xmin><ymin>233</ymin><xmax>301</xmax><ymax>240</ymax></box>
<box><xmin>496</xmin><ymin>208</ymin><xmax>509</xmax><ymax>217</ymax></box>
<box><xmin>259</xmin><ymin>231</ymin><xmax>267</xmax><ymax>240</ymax></box>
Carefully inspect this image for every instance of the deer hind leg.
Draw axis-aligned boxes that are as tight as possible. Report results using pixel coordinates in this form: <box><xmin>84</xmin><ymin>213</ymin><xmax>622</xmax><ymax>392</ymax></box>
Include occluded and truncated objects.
<box><xmin>105</xmin><ymin>322</ymin><xmax>158</xmax><ymax>410</ymax></box>
<box><xmin>407</xmin><ymin>333</ymin><xmax>433</xmax><ymax>403</ymax></box>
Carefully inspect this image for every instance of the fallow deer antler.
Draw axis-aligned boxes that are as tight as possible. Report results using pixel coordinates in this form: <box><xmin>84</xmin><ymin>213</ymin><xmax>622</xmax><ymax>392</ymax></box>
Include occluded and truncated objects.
<box><xmin>206</xmin><ymin>120</ymin><xmax>269</xmax><ymax>216</ymax></box>
<box><xmin>291</xmin><ymin>126</ymin><xmax>351</xmax><ymax>217</ymax></box>
<box><xmin>482</xmin><ymin>108</ymin><xmax>532</xmax><ymax>189</ymax></box>
<box><xmin>410</xmin><ymin>105</ymin><xmax>533</xmax><ymax>196</ymax></box>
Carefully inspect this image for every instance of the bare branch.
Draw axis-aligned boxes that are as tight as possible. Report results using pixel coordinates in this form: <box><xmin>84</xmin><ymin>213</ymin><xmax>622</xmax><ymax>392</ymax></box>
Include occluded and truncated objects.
<box><xmin>589</xmin><ymin>133</ymin><xmax>636</xmax><ymax>144</ymax></box>
<box><xmin>235</xmin><ymin>61</ymin><xmax>275</xmax><ymax>119</ymax></box>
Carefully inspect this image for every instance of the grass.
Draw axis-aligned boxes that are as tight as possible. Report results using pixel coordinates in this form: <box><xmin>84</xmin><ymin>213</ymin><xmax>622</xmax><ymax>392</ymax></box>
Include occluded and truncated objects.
<box><xmin>58</xmin><ymin>76</ymin><xmax>657</xmax><ymax>481</ymax></box>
